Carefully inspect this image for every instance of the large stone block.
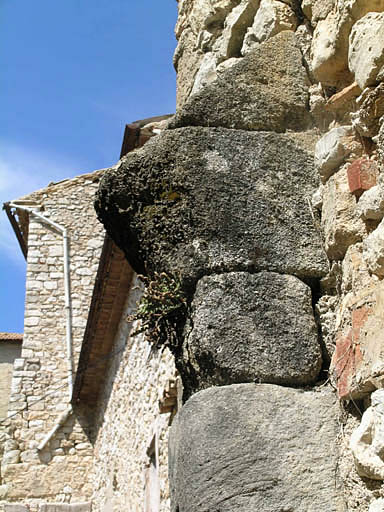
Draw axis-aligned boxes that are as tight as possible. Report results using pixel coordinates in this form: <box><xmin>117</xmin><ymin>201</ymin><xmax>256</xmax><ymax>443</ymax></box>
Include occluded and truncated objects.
<box><xmin>182</xmin><ymin>272</ymin><xmax>322</xmax><ymax>394</ymax></box>
<box><xmin>95</xmin><ymin>127</ymin><xmax>328</xmax><ymax>289</ymax></box>
<box><xmin>170</xmin><ymin>31</ymin><xmax>312</xmax><ymax>132</ymax></box>
<box><xmin>169</xmin><ymin>383</ymin><xmax>345</xmax><ymax>512</ymax></box>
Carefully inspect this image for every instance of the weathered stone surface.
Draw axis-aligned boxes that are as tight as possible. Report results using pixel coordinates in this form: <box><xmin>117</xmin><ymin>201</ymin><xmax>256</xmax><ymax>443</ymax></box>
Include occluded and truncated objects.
<box><xmin>363</xmin><ymin>218</ymin><xmax>384</xmax><ymax>278</ymax></box>
<box><xmin>310</xmin><ymin>0</ymin><xmax>384</xmax><ymax>86</ymax></box>
<box><xmin>369</xmin><ymin>498</ymin><xmax>384</xmax><ymax>512</ymax></box>
<box><xmin>342</xmin><ymin>243</ymin><xmax>375</xmax><ymax>294</ymax></box>
<box><xmin>314</xmin><ymin>126</ymin><xmax>353</xmax><ymax>182</ymax></box>
<box><xmin>379</xmin><ymin>120</ymin><xmax>384</xmax><ymax>165</ymax></box>
<box><xmin>39</xmin><ymin>503</ymin><xmax>92</xmax><ymax>511</ymax></box>
<box><xmin>352</xmin><ymin>84</ymin><xmax>384</xmax><ymax>137</ymax></box>
<box><xmin>95</xmin><ymin>127</ymin><xmax>328</xmax><ymax>288</ymax></box>
<box><xmin>357</xmin><ymin>185</ymin><xmax>384</xmax><ymax>221</ymax></box>
<box><xmin>330</xmin><ymin>280</ymin><xmax>384</xmax><ymax>399</ymax></box>
<box><xmin>302</xmin><ymin>0</ymin><xmax>335</xmax><ymax>25</ymax></box>
<box><xmin>316</xmin><ymin>294</ymin><xmax>339</xmax><ymax>362</ymax></box>
<box><xmin>190</xmin><ymin>52</ymin><xmax>218</xmax><ymax>95</ymax></box>
<box><xmin>4</xmin><ymin>506</ymin><xmax>29</xmax><ymax>512</ymax></box>
<box><xmin>215</xmin><ymin>0</ymin><xmax>259</xmax><ymax>61</ymax></box>
<box><xmin>170</xmin><ymin>31</ymin><xmax>312</xmax><ymax>132</ymax></box>
<box><xmin>241</xmin><ymin>0</ymin><xmax>297</xmax><ymax>53</ymax></box>
<box><xmin>2</xmin><ymin>449</ymin><xmax>20</xmax><ymax>465</ymax></box>
<box><xmin>311</xmin><ymin>12</ymin><xmax>351</xmax><ymax>86</ymax></box>
<box><xmin>174</xmin><ymin>0</ymin><xmax>239</xmax><ymax>106</ymax></box>
<box><xmin>349</xmin><ymin>13</ymin><xmax>384</xmax><ymax>90</ymax></box>
<box><xmin>181</xmin><ymin>272</ymin><xmax>322</xmax><ymax>394</ymax></box>
<box><xmin>173</xmin><ymin>28</ymin><xmax>204</xmax><ymax>107</ymax></box>
<box><xmin>350</xmin><ymin>389</ymin><xmax>384</xmax><ymax>480</ymax></box>
<box><xmin>169</xmin><ymin>384</ymin><xmax>344</xmax><ymax>512</ymax></box>
<box><xmin>322</xmin><ymin>166</ymin><xmax>366</xmax><ymax>260</ymax></box>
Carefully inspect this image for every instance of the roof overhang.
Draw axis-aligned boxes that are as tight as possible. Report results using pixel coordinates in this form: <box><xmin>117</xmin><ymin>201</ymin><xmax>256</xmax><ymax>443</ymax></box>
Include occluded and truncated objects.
<box><xmin>72</xmin><ymin>235</ymin><xmax>134</xmax><ymax>405</ymax></box>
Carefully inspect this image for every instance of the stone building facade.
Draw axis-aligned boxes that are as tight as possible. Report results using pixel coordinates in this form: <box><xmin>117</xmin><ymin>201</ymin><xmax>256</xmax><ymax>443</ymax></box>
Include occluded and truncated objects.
<box><xmin>95</xmin><ymin>1</ymin><xmax>384</xmax><ymax>512</ymax></box>
<box><xmin>0</xmin><ymin>120</ymin><xmax>176</xmax><ymax>511</ymax></box>
<box><xmin>0</xmin><ymin>334</ymin><xmax>22</xmax><ymax>421</ymax></box>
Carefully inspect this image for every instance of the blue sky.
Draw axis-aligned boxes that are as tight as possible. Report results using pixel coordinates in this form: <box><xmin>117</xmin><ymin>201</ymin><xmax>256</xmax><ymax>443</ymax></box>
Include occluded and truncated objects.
<box><xmin>0</xmin><ymin>0</ymin><xmax>178</xmax><ymax>332</ymax></box>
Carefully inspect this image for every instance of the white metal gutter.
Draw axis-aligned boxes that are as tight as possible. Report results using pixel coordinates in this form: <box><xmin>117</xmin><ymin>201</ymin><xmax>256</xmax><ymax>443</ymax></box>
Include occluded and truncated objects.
<box><xmin>9</xmin><ymin>202</ymin><xmax>74</xmax><ymax>451</ymax></box>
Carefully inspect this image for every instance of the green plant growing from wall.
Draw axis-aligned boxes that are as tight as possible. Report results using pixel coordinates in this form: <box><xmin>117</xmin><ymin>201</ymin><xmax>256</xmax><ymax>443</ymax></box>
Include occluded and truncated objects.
<box><xmin>127</xmin><ymin>271</ymin><xmax>187</xmax><ymax>347</ymax></box>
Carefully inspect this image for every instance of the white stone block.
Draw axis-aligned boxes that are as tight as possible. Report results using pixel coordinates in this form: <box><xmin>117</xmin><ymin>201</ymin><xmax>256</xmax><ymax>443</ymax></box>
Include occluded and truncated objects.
<box><xmin>363</xmin><ymin>217</ymin><xmax>384</xmax><ymax>277</ymax></box>
<box><xmin>191</xmin><ymin>52</ymin><xmax>218</xmax><ymax>96</ymax></box>
<box><xmin>349</xmin><ymin>12</ymin><xmax>384</xmax><ymax>89</ymax></box>
<box><xmin>13</xmin><ymin>359</ymin><xmax>25</xmax><ymax>371</ymax></box>
<box><xmin>357</xmin><ymin>185</ymin><xmax>384</xmax><ymax>221</ymax></box>
<box><xmin>241</xmin><ymin>0</ymin><xmax>297</xmax><ymax>53</ymax></box>
<box><xmin>369</xmin><ymin>498</ymin><xmax>384</xmax><ymax>512</ymax></box>
<box><xmin>49</xmin><ymin>246</ymin><xmax>63</xmax><ymax>257</ymax></box>
<box><xmin>44</xmin><ymin>281</ymin><xmax>58</xmax><ymax>290</ymax></box>
<box><xmin>2</xmin><ymin>450</ymin><xmax>20</xmax><ymax>464</ymax></box>
<box><xmin>314</xmin><ymin>126</ymin><xmax>352</xmax><ymax>182</ymax></box>
<box><xmin>351</xmin><ymin>389</ymin><xmax>384</xmax><ymax>480</ymax></box>
<box><xmin>24</xmin><ymin>316</ymin><xmax>40</xmax><ymax>327</ymax></box>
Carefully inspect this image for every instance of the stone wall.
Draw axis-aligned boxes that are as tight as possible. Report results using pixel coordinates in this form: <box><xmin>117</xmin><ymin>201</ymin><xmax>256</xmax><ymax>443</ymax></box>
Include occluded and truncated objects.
<box><xmin>96</xmin><ymin>0</ymin><xmax>384</xmax><ymax>511</ymax></box>
<box><xmin>88</xmin><ymin>275</ymin><xmax>176</xmax><ymax>512</ymax></box>
<box><xmin>0</xmin><ymin>342</ymin><xmax>21</xmax><ymax>421</ymax></box>
<box><xmin>0</xmin><ymin>171</ymin><xmax>107</xmax><ymax>509</ymax></box>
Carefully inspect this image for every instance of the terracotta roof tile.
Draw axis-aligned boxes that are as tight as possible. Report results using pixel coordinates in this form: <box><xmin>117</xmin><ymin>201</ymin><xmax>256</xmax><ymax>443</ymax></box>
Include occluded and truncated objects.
<box><xmin>0</xmin><ymin>332</ymin><xmax>23</xmax><ymax>342</ymax></box>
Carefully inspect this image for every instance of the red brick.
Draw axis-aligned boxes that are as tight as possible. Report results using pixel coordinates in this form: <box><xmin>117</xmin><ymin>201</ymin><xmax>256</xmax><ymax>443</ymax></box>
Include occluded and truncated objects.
<box><xmin>332</xmin><ymin>331</ymin><xmax>355</xmax><ymax>399</ymax></box>
<box><xmin>331</xmin><ymin>306</ymin><xmax>371</xmax><ymax>399</ymax></box>
<box><xmin>352</xmin><ymin>306</ymin><xmax>371</xmax><ymax>334</ymax></box>
<box><xmin>347</xmin><ymin>158</ymin><xmax>378</xmax><ymax>197</ymax></box>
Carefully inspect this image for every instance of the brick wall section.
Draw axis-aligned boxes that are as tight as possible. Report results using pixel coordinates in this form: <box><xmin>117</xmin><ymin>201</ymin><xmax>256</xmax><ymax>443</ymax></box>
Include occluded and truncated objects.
<box><xmin>88</xmin><ymin>275</ymin><xmax>176</xmax><ymax>512</ymax></box>
<box><xmin>0</xmin><ymin>170</ymin><xmax>108</xmax><ymax>509</ymax></box>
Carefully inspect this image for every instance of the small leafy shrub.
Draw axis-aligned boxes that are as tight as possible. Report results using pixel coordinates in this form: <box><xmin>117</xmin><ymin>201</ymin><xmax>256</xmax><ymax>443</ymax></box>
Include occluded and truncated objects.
<box><xmin>128</xmin><ymin>272</ymin><xmax>187</xmax><ymax>347</ymax></box>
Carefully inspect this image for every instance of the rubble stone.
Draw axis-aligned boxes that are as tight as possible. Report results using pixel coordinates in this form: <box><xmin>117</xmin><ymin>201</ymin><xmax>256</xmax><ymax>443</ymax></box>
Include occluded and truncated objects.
<box><xmin>369</xmin><ymin>498</ymin><xmax>384</xmax><ymax>512</ymax></box>
<box><xmin>314</xmin><ymin>126</ymin><xmax>353</xmax><ymax>183</ymax></box>
<box><xmin>215</xmin><ymin>0</ymin><xmax>259</xmax><ymax>62</ymax></box>
<box><xmin>322</xmin><ymin>166</ymin><xmax>366</xmax><ymax>260</ymax></box>
<box><xmin>356</xmin><ymin>185</ymin><xmax>384</xmax><ymax>221</ymax></box>
<box><xmin>363</xmin><ymin>218</ymin><xmax>384</xmax><ymax>277</ymax></box>
<box><xmin>349</xmin><ymin>13</ymin><xmax>384</xmax><ymax>90</ymax></box>
<box><xmin>301</xmin><ymin>0</ymin><xmax>335</xmax><ymax>25</ymax></box>
<box><xmin>311</xmin><ymin>12</ymin><xmax>352</xmax><ymax>86</ymax></box>
<box><xmin>350</xmin><ymin>389</ymin><xmax>384</xmax><ymax>480</ymax></box>
<box><xmin>241</xmin><ymin>0</ymin><xmax>297</xmax><ymax>53</ymax></box>
<box><xmin>351</xmin><ymin>84</ymin><xmax>384</xmax><ymax>137</ymax></box>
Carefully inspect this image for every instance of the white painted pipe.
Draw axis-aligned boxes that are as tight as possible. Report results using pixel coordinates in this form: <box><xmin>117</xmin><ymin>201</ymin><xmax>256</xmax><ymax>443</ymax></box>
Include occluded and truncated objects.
<box><xmin>37</xmin><ymin>406</ymin><xmax>72</xmax><ymax>451</ymax></box>
<box><xmin>9</xmin><ymin>203</ymin><xmax>74</xmax><ymax>400</ymax></box>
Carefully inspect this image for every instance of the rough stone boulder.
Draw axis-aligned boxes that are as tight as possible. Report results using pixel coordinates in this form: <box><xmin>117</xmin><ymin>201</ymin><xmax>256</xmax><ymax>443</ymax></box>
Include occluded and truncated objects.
<box><xmin>169</xmin><ymin>383</ymin><xmax>345</xmax><ymax>512</ymax></box>
<box><xmin>181</xmin><ymin>271</ymin><xmax>322</xmax><ymax>394</ymax></box>
<box><xmin>349</xmin><ymin>12</ymin><xmax>384</xmax><ymax>90</ymax></box>
<box><xmin>169</xmin><ymin>31</ymin><xmax>312</xmax><ymax>132</ymax></box>
<box><xmin>95</xmin><ymin>127</ymin><xmax>328</xmax><ymax>289</ymax></box>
